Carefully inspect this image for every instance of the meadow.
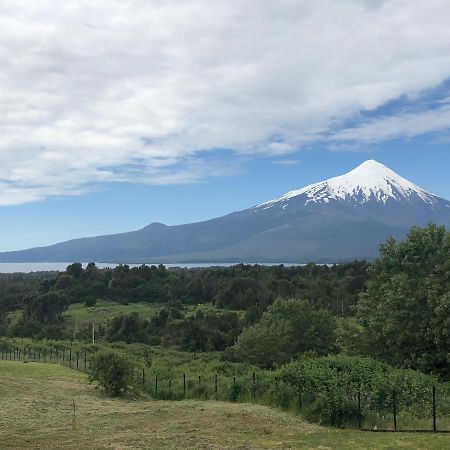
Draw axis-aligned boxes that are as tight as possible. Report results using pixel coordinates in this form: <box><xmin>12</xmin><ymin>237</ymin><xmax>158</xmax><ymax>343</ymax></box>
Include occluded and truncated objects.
<box><xmin>1</xmin><ymin>359</ymin><xmax>449</xmax><ymax>450</ymax></box>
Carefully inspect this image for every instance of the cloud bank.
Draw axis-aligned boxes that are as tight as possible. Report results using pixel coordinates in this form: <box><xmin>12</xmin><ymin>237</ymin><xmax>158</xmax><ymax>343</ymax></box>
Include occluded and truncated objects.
<box><xmin>1</xmin><ymin>0</ymin><xmax>450</xmax><ymax>204</ymax></box>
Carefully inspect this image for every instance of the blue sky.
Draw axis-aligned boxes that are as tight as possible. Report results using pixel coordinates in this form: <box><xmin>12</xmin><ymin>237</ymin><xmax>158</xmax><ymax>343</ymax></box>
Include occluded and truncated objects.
<box><xmin>2</xmin><ymin>138</ymin><xmax>449</xmax><ymax>252</ymax></box>
<box><xmin>1</xmin><ymin>1</ymin><xmax>450</xmax><ymax>251</ymax></box>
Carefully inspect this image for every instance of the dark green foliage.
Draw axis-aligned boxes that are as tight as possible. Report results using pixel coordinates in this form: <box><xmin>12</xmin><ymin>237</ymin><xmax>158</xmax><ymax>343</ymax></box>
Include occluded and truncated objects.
<box><xmin>88</xmin><ymin>350</ymin><xmax>136</xmax><ymax>396</ymax></box>
<box><xmin>0</xmin><ymin>271</ymin><xmax>57</xmax><ymax>317</ymax></box>
<box><xmin>84</xmin><ymin>297</ymin><xmax>97</xmax><ymax>307</ymax></box>
<box><xmin>106</xmin><ymin>313</ymin><xmax>151</xmax><ymax>344</ymax></box>
<box><xmin>352</xmin><ymin>224</ymin><xmax>450</xmax><ymax>377</ymax></box>
<box><xmin>276</xmin><ymin>355</ymin><xmax>438</xmax><ymax>427</ymax></box>
<box><xmin>23</xmin><ymin>291</ymin><xmax>68</xmax><ymax>324</ymax></box>
<box><xmin>227</xmin><ymin>298</ymin><xmax>336</xmax><ymax>368</ymax></box>
<box><xmin>34</xmin><ymin>261</ymin><xmax>369</xmax><ymax>314</ymax></box>
<box><xmin>178</xmin><ymin>311</ymin><xmax>242</xmax><ymax>352</ymax></box>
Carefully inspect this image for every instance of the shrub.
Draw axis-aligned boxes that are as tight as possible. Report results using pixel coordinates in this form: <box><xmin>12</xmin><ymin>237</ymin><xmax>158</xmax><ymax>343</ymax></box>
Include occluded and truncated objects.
<box><xmin>88</xmin><ymin>350</ymin><xmax>135</xmax><ymax>396</ymax></box>
<box><xmin>84</xmin><ymin>297</ymin><xmax>97</xmax><ymax>307</ymax></box>
<box><xmin>276</xmin><ymin>354</ymin><xmax>440</xmax><ymax>427</ymax></box>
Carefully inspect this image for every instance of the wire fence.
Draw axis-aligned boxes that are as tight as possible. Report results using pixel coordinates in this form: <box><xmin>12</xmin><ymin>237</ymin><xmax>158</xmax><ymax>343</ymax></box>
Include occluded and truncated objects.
<box><xmin>1</xmin><ymin>346</ymin><xmax>449</xmax><ymax>433</ymax></box>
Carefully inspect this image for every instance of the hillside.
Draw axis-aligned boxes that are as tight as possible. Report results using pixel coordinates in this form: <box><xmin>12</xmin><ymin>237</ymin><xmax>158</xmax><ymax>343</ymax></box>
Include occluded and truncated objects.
<box><xmin>0</xmin><ymin>160</ymin><xmax>449</xmax><ymax>263</ymax></box>
<box><xmin>1</xmin><ymin>360</ymin><xmax>449</xmax><ymax>450</ymax></box>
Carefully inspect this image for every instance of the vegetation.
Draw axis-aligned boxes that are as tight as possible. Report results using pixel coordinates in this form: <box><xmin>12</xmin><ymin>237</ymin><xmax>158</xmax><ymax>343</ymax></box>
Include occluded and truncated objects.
<box><xmin>347</xmin><ymin>224</ymin><xmax>450</xmax><ymax>377</ymax></box>
<box><xmin>0</xmin><ymin>224</ymin><xmax>449</xmax><ymax>435</ymax></box>
<box><xmin>2</xmin><ymin>360</ymin><xmax>449</xmax><ymax>450</ymax></box>
<box><xmin>276</xmin><ymin>355</ymin><xmax>441</xmax><ymax>427</ymax></box>
<box><xmin>226</xmin><ymin>298</ymin><xmax>336</xmax><ymax>368</ymax></box>
<box><xmin>88</xmin><ymin>350</ymin><xmax>136</xmax><ymax>396</ymax></box>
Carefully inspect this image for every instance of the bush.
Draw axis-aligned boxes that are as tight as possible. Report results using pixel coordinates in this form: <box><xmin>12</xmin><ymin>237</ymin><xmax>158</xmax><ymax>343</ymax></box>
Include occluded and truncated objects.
<box><xmin>227</xmin><ymin>298</ymin><xmax>336</xmax><ymax>368</ymax></box>
<box><xmin>275</xmin><ymin>354</ymin><xmax>440</xmax><ymax>427</ymax></box>
<box><xmin>84</xmin><ymin>297</ymin><xmax>97</xmax><ymax>307</ymax></box>
<box><xmin>88</xmin><ymin>350</ymin><xmax>136</xmax><ymax>396</ymax></box>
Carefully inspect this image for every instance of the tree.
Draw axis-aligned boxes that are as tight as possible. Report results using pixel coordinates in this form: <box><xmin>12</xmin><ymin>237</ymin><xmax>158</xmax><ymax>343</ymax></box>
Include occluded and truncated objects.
<box><xmin>105</xmin><ymin>313</ymin><xmax>151</xmax><ymax>344</ymax></box>
<box><xmin>23</xmin><ymin>291</ymin><xmax>68</xmax><ymax>324</ymax></box>
<box><xmin>354</xmin><ymin>224</ymin><xmax>450</xmax><ymax>377</ymax></box>
<box><xmin>227</xmin><ymin>298</ymin><xmax>336</xmax><ymax>368</ymax></box>
<box><xmin>88</xmin><ymin>350</ymin><xmax>135</xmax><ymax>396</ymax></box>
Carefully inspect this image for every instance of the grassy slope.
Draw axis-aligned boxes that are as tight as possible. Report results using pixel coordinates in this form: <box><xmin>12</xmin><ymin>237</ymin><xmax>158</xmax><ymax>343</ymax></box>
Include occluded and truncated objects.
<box><xmin>1</xmin><ymin>361</ymin><xmax>449</xmax><ymax>450</ymax></box>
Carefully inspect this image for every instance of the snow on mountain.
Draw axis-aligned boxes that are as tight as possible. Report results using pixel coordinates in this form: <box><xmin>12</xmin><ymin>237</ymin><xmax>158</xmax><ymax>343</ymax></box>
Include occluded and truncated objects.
<box><xmin>258</xmin><ymin>160</ymin><xmax>438</xmax><ymax>209</ymax></box>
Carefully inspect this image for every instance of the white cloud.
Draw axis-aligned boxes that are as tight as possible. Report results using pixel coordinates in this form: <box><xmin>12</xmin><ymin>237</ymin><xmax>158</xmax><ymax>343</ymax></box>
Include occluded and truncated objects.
<box><xmin>273</xmin><ymin>159</ymin><xmax>300</xmax><ymax>166</ymax></box>
<box><xmin>1</xmin><ymin>0</ymin><xmax>450</xmax><ymax>204</ymax></box>
<box><xmin>333</xmin><ymin>106</ymin><xmax>450</xmax><ymax>143</ymax></box>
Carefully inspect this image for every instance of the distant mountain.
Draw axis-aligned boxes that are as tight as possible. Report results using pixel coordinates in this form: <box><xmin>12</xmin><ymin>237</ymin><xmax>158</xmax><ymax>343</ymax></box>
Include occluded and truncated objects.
<box><xmin>1</xmin><ymin>160</ymin><xmax>449</xmax><ymax>263</ymax></box>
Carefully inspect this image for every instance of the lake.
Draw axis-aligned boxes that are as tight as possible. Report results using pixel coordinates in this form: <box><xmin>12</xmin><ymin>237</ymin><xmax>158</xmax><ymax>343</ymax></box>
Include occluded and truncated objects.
<box><xmin>0</xmin><ymin>262</ymin><xmax>305</xmax><ymax>273</ymax></box>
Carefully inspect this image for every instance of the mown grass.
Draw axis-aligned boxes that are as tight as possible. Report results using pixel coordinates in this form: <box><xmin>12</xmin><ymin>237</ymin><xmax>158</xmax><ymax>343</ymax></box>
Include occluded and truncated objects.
<box><xmin>0</xmin><ymin>360</ymin><xmax>449</xmax><ymax>449</ymax></box>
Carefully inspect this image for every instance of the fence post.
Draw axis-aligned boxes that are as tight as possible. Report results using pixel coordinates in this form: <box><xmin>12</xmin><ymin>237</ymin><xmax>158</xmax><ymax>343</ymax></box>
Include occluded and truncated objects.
<box><xmin>50</xmin><ymin>348</ymin><xmax>53</xmax><ymax>361</ymax></box>
<box><xmin>155</xmin><ymin>374</ymin><xmax>158</xmax><ymax>395</ymax></box>
<box><xmin>169</xmin><ymin>378</ymin><xmax>172</xmax><ymax>397</ymax></box>
<box><xmin>142</xmin><ymin>368</ymin><xmax>145</xmax><ymax>389</ymax></box>
<box><xmin>252</xmin><ymin>372</ymin><xmax>256</xmax><ymax>402</ymax></box>
<box><xmin>84</xmin><ymin>353</ymin><xmax>87</xmax><ymax>370</ymax></box>
<box><xmin>432</xmin><ymin>386</ymin><xmax>437</xmax><ymax>432</ymax></box>
<box><xmin>183</xmin><ymin>373</ymin><xmax>186</xmax><ymax>398</ymax></box>
<box><xmin>76</xmin><ymin>352</ymin><xmax>79</xmax><ymax>370</ymax></box>
<box><xmin>69</xmin><ymin>349</ymin><xmax>72</xmax><ymax>368</ymax></box>
<box><xmin>215</xmin><ymin>374</ymin><xmax>218</xmax><ymax>400</ymax></box>
<box><xmin>357</xmin><ymin>390</ymin><xmax>362</xmax><ymax>430</ymax></box>
<box><xmin>392</xmin><ymin>390</ymin><xmax>397</xmax><ymax>431</ymax></box>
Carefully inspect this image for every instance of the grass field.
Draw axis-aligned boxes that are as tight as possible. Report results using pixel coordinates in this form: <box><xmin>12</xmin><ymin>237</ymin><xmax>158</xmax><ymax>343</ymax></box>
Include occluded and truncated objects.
<box><xmin>1</xmin><ymin>360</ymin><xmax>449</xmax><ymax>449</ymax></box>
<box><xmin>7</xmin><ymin>300</ymin><xmax>240</xmax><ymax>329</ymax></box>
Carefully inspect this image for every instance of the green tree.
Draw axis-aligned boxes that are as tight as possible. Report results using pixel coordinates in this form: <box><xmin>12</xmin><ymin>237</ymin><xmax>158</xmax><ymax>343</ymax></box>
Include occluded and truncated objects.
<box><xmin>354</xmin><ymin>224</ymin><xmax>450</xmax><ymax>377</ymax></box>
<box><xmin>227</xmin><ymin>298</ymin><xmax>336</xmax><ymax>368</ymax></box>
<box><xmin>22</xmin><ymin>291</ymin><xmax>68</xmax><ymax>324</ymax></box>
<box><xmin>88</xmin><ymin>350</ymin><xmax>135</xmax><ymax>396</ymax></box>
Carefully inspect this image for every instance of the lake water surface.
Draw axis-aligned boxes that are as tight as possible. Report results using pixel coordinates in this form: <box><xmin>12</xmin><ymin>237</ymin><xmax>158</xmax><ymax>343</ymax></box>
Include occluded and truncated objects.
<box><xmin>0</xmin><ymin>262</ymin><xmax>305</xmax><ymax>273</ymax></box>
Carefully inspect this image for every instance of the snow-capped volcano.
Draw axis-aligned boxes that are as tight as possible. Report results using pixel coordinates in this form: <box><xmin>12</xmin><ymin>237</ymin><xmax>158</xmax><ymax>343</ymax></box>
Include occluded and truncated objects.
<box><xmin>0</xmin><ymin>160</ymin><xmax>448</xmax><ymax>263</ymax></box>
<box><xmin>260</xmin><ymin>160</ymin><xmax>438</xmax><ymax>208</ymax></box>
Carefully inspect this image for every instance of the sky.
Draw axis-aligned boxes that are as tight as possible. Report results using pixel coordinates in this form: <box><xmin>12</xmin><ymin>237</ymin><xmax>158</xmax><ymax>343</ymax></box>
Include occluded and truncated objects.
<box><xmin>1</xmin><ymin>0</ymin><xmax>450</xmax><ymax>251</ymax></box>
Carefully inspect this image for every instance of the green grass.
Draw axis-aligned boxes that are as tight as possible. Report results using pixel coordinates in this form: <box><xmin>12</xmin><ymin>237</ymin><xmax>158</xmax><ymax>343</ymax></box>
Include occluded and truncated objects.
<box><xmin>65</xmin><ymin>300</ymin><xmax>162</xmax><ymax>326</ymax></box>
<box><xmin>7</xmin><ymin>300</ymin><xmax>241</xmax><ymax>329</ymax></box>
<box><xmin>1</xmin><ymin>360</ymin><xmax>449</xmax><ymax>449</ymax></box>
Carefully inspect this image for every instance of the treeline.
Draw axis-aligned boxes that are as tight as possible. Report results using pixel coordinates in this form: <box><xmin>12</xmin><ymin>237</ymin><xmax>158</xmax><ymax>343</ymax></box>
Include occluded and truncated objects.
<box><xmin>23</xmin><ymin>260</ymin><xmax>369</xmax><ymax>313</ymax></box>
<box><xmin>0</xmin><ymin>260</ymin><xmax>368</xmax><ymax>350</ymax></box>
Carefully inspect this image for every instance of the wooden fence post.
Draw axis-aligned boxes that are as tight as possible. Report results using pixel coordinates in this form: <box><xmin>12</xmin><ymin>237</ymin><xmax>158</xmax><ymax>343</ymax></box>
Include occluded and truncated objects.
<box><xmin>357</xmin><ymin>390</ymin><xmax>362</xmax><ymax>430</ymax></box>
<box><xmin>432</xmin><ymin>386</ymin><xmax>437</xmax><ymax>432</ymax></box>
<box><xmin>392</xmin><ymin>390</ymin><xmax>397</xmax><ymax>431</ymax></box>
<box><xmin>215</xmin><ymin>374</ymin><xmax>218</xmax><ymax>400</ymax></box>
<box><xmin>252</xmin><ymin>372</ymin><xmax>256</xmax><ymax>402</ymax></box>
<box><xmin>183</xmin><ymin>373</ymin><xmax>186</xmax><ymax>397</ymax></box>
<box><xmin>298</xmin><ymin>386</ymin><xmax>302</xmax><ymax>413</ymax></box>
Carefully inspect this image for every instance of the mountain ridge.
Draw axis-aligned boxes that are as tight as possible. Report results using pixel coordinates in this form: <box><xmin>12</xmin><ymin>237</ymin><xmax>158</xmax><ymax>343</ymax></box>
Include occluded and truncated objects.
<box><xmin>1</xmin><ymin>160</ymin><xmax>449</xmax><ymax>263</ymax></box>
